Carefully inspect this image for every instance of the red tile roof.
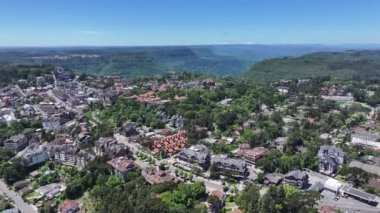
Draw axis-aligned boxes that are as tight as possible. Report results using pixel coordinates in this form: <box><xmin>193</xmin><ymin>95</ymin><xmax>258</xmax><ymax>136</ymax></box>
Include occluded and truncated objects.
<box><xmin>107</xmin><ymin>157</ymin><xmax>135</xmax><ymax>173</ymax></box>
<box><xmin>209</xmin><ymin>190</ymin><xmax>225</xmax><ymax>201</ymax></box>
<box><xmin>58</xmin><ymin>200</ymin><xmax>80</xmax><ymax>213</ymax></box>
<box><xmin>151</xmin><ymin>131</ymin><xmax>186</xmax><ymax>155</ymax></box>
<box><xmin>319</xmin><ymin>205</ymin><xmax>335</xmax><ymax>213</ymax></box>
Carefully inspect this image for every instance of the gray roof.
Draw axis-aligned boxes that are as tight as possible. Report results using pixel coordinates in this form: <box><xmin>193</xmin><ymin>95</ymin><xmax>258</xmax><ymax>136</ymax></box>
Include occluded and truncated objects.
<box><xmin>341</xmin><ymin>185</ymin><xmax>376</xmax><ymax>201</ymax></box>
<box><xmin>178</xmin><ymin>145</ymin><xmax>210</xmax><ymax>164</ymax></box>
<box><xmin>213</xmin><ymin>156</ymin><xmax>246</xmax><ymax>172</ymax></box>
<box><xmin>320</xmin><ymin>155</ymin><xmax>337</xmax><ymax>167</ymax></box>
<box><xmin>53</xmin><ymin>144</ymin><xmax>79</xmax><ymax>154</ymax></box>
<box><xmin>319</xmin><ymin>145</ymin><xmax>345</xmax><ymax>157</ymax></box>
<box><xmin>352</xmin><ymin>132</ymin><xmax>380</xmax><ymax>142</ymax></box>
<box><xmin>349</xmin><ymin>160</ymin><xmax>380</xmax><ymax>176</ymax></box>
<box><xmin>96</xmin><ymin>137</ymin><xmax>117</xmax><ymax>147</ymax></box>
<box><xmin>285</xmin><ymin>170</ymin><xmax>308</xmax><ymax>180</ymax></box>
<box><xmin>264</xmin><ymin>173</ymin><xmax>283</xmax><ymax>184</ymax></box>
<box><xmin>308</xmin><ymin>182</ymin><xmax>324</xmax><ymax>191</ymax></box>
<box><xmin>7</xmin><ymin>134</ymin><xmax>25</xmax><ymax>143</ymax></box>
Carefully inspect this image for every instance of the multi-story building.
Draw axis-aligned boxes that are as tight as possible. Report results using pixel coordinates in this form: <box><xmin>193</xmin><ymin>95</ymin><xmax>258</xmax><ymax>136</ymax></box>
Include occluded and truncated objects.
<box><xmin>4</xmin><ymin>134</ymin><xmax>28</xmax><ymax>153</ymax></box>
<box><xmin>283</xmin><ymin>170</ymin><xmax>309</xmax><ymax>189</ymax></box>
<box><xmin>48</xmin><ymin>144</ymin><xmax>95</xmax><ymax>169</ymax></box>
<box><xmin>237</xmin><ymin>144</ymin><xmax>268</xmax><ymax>165</ymax></box>
<box><xmin>176</xmin><ymin>144</ymin><xmax>211</xmax><ymax>170</ymax></box>
<box><xmin>94</xmin><ymin>137</ymin><xmax>129</xmax><ymax>158</ymax></box>
<box><xmin>318</xmin><ymin>145</ymin><xmax>345</xmax><ymax>175</ymax></box>
<box><xmin>20</xmin><ymin>144</ymin><xmax>48</xmax><ymax>167</ymax></box>
<box><xmin>107</xmin><ymin>157</ymin><xmax>135</xmax><ymax>180</ymax></box>
<box><xmin>212</xmin><ymin>156</ymin><xmax>248</xmax><ymax>179</ymax></box>
<box><xmin>351</xmin><ymin>130</ymin><xmax>380</xmax><ymax>149</ymax></box>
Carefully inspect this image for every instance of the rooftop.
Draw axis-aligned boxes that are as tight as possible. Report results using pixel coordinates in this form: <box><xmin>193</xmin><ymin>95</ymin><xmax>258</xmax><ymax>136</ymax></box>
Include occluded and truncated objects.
<box><xmin>142</xmin><ymin>167</ymin><xmax>178</xmax><ymax>185</ymax></box>
<box><xmin>107</xmin><ymin>157</ymin><xmax>134</xmax><ymax>173</ymax></box>
<box><xmin>341</xmin><ymin>185</ymin><xmax>377</xmax><ymax>201</ymax></box>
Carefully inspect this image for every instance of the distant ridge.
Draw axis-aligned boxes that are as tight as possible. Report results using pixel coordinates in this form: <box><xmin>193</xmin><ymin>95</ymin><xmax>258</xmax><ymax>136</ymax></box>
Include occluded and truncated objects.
<box><xmin>244</xmin><ymin>50</ymin><xmax>380</xmax><ymax>82</ymax></box>
<box><xmin>1</xmin><ymin>45</ymin><xmax>380</xmax><ymax>78</ymax></box>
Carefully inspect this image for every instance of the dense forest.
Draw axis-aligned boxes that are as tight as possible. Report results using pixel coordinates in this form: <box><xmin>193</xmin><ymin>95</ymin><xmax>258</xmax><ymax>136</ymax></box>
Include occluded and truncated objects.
<box><xmin>245</xmin><ymin>50</ymin><xmax>380</xmax><ymax>82</ymax></box>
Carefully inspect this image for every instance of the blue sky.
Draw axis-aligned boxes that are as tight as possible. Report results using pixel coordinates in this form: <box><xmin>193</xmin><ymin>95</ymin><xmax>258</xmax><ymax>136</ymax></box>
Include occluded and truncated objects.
<box><xmin>0</xmin><ymin>0</ymin><xmax>379</xmax><ymax>46</ymax></box>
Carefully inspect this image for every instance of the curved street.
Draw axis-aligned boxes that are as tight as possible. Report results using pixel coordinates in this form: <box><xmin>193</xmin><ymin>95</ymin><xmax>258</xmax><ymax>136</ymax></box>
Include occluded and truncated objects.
<box><xmin>0</xmin><ymin>180</ymin><xmax>37</xmax><ymax>213</ymax></box>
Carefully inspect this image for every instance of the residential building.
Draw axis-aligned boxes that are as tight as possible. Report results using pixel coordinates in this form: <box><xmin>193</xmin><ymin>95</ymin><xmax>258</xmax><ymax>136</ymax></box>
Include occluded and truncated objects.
<box><xmin>351</xmin><ymin>129</ymin><xmax>380</xmax><ymax>148</ymax></box>
<box><xmin>142</xmin><ymin>167</ymin><xmax>179</xmax><ymax>185</ymax></box>
<box><xmin>170</xmin><ymin>114</ymin><xmax>184</xmax><ymax>128</ymax></box>
<box><xmin>283</xmin><ymin>170</ymin><xmax>309</xmax><ymax>189</ymax></box>
<box><xmin>131</xmin><ymin>91</ymin><xmax>166</xmax><ymax>105</ymax></box>
<box><xmin>307</xmin><ymin>182</ymin><xmax>324</xmax><ymax>192</ymax></box>
<box><xmin>318</xmin><ymin>145</ymin><xmax>345</xmax><ymax>175</ymax></box>
<box><xmin>117</xmin><ymin>122</ymin><xmax>138</xmax><ymax>137</ymax></box>
<box><xmin>39</xmin><ymin>103</ymin><xmax>58</xmax><ymax>115</ymax></box>
<box><xmin>264</xmin><ymin>173</ymin><xmax>283</xmax><ymax>185</ymax></box>
<box><xmin>212</xmin><ymin>156</ymin><xmax>248</xmax><ymax>179</ymax></box>
<box><xmin>237</xmin><ymin>144</ymin><xmax>268</xmax><ymax>165</ymax></box>
<box><xmin>36</xmin><ymin>183</ymin><xmax>64</xmax><ymax>200</ymax></box>
<box><xmin>107</xmin><ymin>157</ymin><xmax>135</xmax><ymax>180</ymax></box>
<box><xmin>94</xmin><ymin>137</ymin><xmax>129</xmax><ymax>158</ymax></box>
<box><xmin>208</xmin><ymin>190</ymin><xmax>226</xmax><ymax>213</ymax></box>
<box><xmin>176</xmin><ymin>144</ymin><xmax>211</xmax><ymax>170</ymax></box>
<box><xmin>77</xmin><ymin>132</ymin><xmax>92</xmax><ymax>144</ymax></box>
<box><xmin>20</xmin><ymin>144</ymin><xmax>48</xmax><ymax>167</ymax></box>
<box><xmin>151</xmin><ymin>131</ymin><xmax>186</xmax><ymax>155</ymax></box>
<box><xmin>58</xmin><ymin>200</ymin><xmax>81</xmax><ymax>213</ymax></box>
<box><xmin>349</xmin><ymin>155</ymin><xmax>380</xmax><ymax>176</ymax></box>
<box><xmin>4</xmin><ymin>134</ymin><xmax>28</xmax><ymax>153</ymax></box>
<box><xmin>48</xmin><ymin>144</ymin><xmax>95</xmax><ymax>169</ymax></box>
<box><xmin>42</xmin><ymin>114</ymin><xmax>61</xmax><ymax>132</ymax></box>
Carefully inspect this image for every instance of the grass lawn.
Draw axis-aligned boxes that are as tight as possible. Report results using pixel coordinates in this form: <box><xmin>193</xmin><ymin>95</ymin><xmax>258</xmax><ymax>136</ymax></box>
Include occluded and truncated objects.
<box><xmin>335</xmin><ymin>174</ymin><xmax>346</xmax><ymax>182</ymax></box>
<box><xmin>25</xmin><ymin>191</ymin><xmax>42</xmax><ymax>204</ymax></box>
<box><xmin>224</xmin><ymin>201</ymin><xmax>238</xmax><ymax>213</ymax></box>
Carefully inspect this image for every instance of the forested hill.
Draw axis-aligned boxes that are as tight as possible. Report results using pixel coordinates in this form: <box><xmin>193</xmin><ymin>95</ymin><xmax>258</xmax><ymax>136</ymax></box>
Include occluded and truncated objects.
<box><xmin>244</xmin><ymin>50</ymin><xmax>380</xmax><ymax>82</ymax></box>
<box><xmin>1</xmin><ymin>44</ymin><xmax>373</xmax><ymax>78</ymax></box>
<box><xmin>0</xmin><ymin>46</ymin><xmax>250</xmax><ymax>77</ymax></box>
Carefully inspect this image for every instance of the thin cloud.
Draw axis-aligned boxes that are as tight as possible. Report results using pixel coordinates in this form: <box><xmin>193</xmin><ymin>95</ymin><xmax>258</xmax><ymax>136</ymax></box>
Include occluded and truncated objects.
<box><xmin>221</xmin><ymin>32</ymin><xmax>229</xmax><ymax>36</ymax></box>
<box><xmin>79</xmin><ymin>30</ymin><xmax>100</xmax><ymax>35</ymax></box>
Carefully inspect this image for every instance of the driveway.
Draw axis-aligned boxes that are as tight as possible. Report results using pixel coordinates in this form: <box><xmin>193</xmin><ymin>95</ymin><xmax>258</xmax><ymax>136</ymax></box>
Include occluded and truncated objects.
<box><xmin>0</xmin><ymin>180</ymin><xmax>37</xmax><ymax>213</ymax></box>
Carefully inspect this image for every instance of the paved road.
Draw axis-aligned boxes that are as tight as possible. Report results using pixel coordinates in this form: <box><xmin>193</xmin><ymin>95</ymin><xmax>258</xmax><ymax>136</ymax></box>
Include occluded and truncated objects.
<box><xmin>0</xmin><ymin>180</ymin><xmax>37</xmax><ymax>213</ymax></box>
<box><xmin>15</xmin><ymin>85</ymin><xmax>27</xmax><ymax>97</ymax></box>
<box><xmin>46</xmin><ymin>90</ymin><xmax>73</xmax><ymax>111</ymax></box>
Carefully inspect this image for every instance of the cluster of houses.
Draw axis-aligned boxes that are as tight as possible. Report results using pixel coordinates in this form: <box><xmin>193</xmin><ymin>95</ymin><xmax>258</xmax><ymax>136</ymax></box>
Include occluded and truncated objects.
<box><xmin>3</xmin><ymin>72</ymin><xmax>380</xmax><ymax>213</ymax></box>
<box><xmin>129</xmin><ymin>91</ymin><xmax>168</xmax><ymax>105</ymax></box>
<box><xmin>151</xmin><ymin>131</ymin><xmax>187</xmax><ymax>155</ymax></box>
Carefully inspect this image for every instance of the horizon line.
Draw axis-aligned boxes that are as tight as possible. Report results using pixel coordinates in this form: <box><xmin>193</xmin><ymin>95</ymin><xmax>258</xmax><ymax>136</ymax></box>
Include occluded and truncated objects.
<box><xmin>2</xmin><ymin>43</ymin><xmax>380</xmax><ymax>49</ymax></box>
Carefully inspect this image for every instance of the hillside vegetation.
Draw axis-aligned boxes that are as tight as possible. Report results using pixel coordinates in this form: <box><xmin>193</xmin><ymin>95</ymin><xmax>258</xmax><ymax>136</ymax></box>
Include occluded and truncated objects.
<box><xmin>0</xmin><ymin>47</ymin><xmax>249</xmax><ymax>77</ymax></box>
<box><xmin>244</xmin><ymin>50</ymin><xmax>380</xmax><ymax>82</ymax></box>
<box><xmin>2</xmin><ymin>45</ymin><xmax>375</xmax><ymax>78</ymax></box>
